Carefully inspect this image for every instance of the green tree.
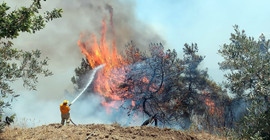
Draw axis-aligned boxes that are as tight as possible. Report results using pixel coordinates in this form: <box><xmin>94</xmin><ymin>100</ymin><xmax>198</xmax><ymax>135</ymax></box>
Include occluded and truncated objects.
<box><xmin>219</xmin><ymin>25</ymin><xmax>270</xmax><ymax>99</ymax></box>
<box><xmin>219</xmin><ymin>25</ymin><xmax>270</xmax><ymax>139</ymax></box>
<box><xmin>71</xmin><ymin>58</ymin><xmax>93</xmax><ymax>90</ymax></box>
<box><xmin>0</xmin><ymin>0</ymin><xmax>62</xmax><ymax>126</ymax></box>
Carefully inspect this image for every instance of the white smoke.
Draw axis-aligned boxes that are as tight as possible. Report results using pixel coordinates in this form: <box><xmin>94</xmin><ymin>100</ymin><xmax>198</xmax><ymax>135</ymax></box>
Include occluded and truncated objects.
<box><xmin>3</xmin><ymin>0</ymin><xmax>160</xmax><ymax>127</ymax></box>
<box><xmin>8</xmin><ymin>92</ymin><xmax>143</xmax><ymax>127</ymax></box>
<box><xmin>70</xmin><ymin>64</ymin><xmax>105</xmax><ymax>105</ymax></box>
<box><xmin>7</xmin><ymin>91</ymin><xmax>144</xmax><ymax>127</ymax></box>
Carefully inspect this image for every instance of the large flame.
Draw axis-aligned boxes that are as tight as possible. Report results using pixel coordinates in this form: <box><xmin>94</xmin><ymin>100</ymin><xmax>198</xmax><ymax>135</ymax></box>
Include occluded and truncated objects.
<box><xmin>77</xmin><ymin>14</ymin><xmax>165</xmax><ymax>115</ymax></box>
<box><xmin>77</xmin><ymin>18</ymin><xmax>127</xmax><ymax>107</ymax></box>
<box><xmin>77</xmin><ymin>19</ymin><xmax>122</xmax><ymax>70</ymax></box>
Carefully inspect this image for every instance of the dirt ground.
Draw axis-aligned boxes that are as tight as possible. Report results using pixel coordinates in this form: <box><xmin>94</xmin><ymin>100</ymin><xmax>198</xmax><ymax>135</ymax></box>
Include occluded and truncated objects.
<box><xmin>0</xmin><ymin>123</ymin><xmax>224</xmax><ymax>140</ymax></box>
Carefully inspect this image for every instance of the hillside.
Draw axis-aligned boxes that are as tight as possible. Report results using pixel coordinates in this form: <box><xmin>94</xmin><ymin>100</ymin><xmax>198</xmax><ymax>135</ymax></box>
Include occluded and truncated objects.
<box><xmin>0</xmin><ymin>123</ymin><xmax>224</xmax><ymax>140</ymax></box>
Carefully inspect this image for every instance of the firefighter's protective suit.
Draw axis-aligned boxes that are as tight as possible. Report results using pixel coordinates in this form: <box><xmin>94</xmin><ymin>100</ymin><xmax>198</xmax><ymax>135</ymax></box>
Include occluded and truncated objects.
<box><xmin>60</xmin><ymin>100</ymin><xmax>71</xmax><ymax>125</ymax></box>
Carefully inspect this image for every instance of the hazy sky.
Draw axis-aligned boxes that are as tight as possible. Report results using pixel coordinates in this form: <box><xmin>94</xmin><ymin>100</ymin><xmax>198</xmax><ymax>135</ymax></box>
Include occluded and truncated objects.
<box><xmin>135</xmin><ymin>0</ymin><xmax>270</xmax><ymax>83</ymax></box>
<box><xmin>4</xmin><ymin>0</ymin><xmax>270</xmax><ymax>126</ymax></box>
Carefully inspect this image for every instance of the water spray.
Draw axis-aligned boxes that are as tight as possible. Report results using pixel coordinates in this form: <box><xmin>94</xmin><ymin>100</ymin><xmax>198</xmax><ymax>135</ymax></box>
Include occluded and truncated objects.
<box><xmin>70</xmin><ymin>64</ymin><xmax>105</xmax><ymax>106</ymax></box>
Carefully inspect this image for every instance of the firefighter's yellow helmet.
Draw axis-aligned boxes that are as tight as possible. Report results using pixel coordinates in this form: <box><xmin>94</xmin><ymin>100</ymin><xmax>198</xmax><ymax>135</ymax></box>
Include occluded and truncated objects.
<box><xmin>63</xmin><ymin>100</ymin><xmax>69</xmax><ymax>104</ymax></box>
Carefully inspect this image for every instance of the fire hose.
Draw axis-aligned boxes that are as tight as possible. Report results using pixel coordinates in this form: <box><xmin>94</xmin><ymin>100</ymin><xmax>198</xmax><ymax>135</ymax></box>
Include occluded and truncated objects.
<box><xmin>69</xmin><ymin>64</ymin><xmax>105</xmax><ymax>106</ymax></box>
<box><xmin>66</xmin><ymin>64</ymin><xmax>105</xmax><ymax>126</ymax></box>
<box><xmin>70</xmin><ymin>118</ymin><xmax>76</xmax><ymax>126</ymax></box>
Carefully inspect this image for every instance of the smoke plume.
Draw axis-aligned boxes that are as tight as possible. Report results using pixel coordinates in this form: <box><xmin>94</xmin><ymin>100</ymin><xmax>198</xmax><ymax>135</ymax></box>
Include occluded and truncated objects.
<box><xmin>4</xmin><ymin>0</ymin><xmax>162</xmax><ymax>126</ymax></box>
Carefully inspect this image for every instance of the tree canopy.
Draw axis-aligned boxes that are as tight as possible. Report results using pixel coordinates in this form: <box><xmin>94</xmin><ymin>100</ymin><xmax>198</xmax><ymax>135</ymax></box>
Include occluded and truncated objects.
<box><xmin>72</xmin><ymin>41</ymin><xmax>228</xmax><ymax>129</ymax></box>
<box><xmin>0</xmin><ymin>0</ymin><xmax>62</xmax><ymax>126</ymax></box>
<box><xmin>219</xmin><ymin>25</ymin><xmax>270</xmax><ymax>139</ymax></box>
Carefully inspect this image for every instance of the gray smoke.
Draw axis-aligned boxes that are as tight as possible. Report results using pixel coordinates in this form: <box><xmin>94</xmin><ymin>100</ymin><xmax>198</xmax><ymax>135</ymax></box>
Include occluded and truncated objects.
<box><xmin>4</xmin><ymin>0</ymin><xmax>162</xmax><ymax>126</ymax></box>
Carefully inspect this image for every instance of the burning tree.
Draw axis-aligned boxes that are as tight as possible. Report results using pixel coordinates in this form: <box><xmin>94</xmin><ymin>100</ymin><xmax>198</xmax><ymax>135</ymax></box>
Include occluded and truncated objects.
<box><xmin>180</xmin><ymin>43</ymin><xmax>229</xmax><ymax>130</ymax></box>
<box><xmin>118</xmin><ymin>43</ymin><xmax>184</xmax><ymax>126</ymax></box>
<box><xmin>73</xmin><ymin>36</ymin><xmax>228</xmax><ymax>130</ymax></box>
<box><xmin>71</xmin><ymin>9</ymin><xmax>229</xmax><ymax>129</ymax></box>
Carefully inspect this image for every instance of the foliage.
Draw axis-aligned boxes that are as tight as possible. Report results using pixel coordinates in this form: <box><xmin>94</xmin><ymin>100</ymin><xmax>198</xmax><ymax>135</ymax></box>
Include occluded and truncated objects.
<box><xmin>0</xmin><ymin>0</ymin><xmax>62</xmax><ymax>129</ymax></box>
<box><xmin>119</xmin><ymin>43</ymin><xmax>185</xmax><ymax>126</ymax></box>
<box><xmin>71</xmin><ymin>58</ymin><xmax>93</xmax><ymax>90</ymax></box>
<box><xmin>178</xmin><ymin>43</ymin><xmax>228</xmax><ymax>130</ymax></box>
<box><xmin>121</xmin><ymin>43</ymin><xmax>228</xmax><ymax>129</ymax></box>
<box><xmin>123</xmin><ymin>41</ymin><xmax>147</xmax><ymax>63</ymax></box>
<box><xmin>238</xmin><ymin>100</ymin><xmax>270</xmax><ymax>139</ymax></box>
<box><xmin>219</xmin><ymin>25</ymin><xmax>270</xmax><ymax>98</ymax></box>
<box><xmin>0</xmin><ymin>1</ymin><xmax>62</xmax><ymax>39</ymax></box>
<box><xmin>0</xmin><ymin>114</ymin><xmax>15</xmax><ymax>132</ymax></box>
<box><xmin>73</xmin><ymin>41</ymin><xmax>228</xmax><ymax>129</ymax></box>
<box><xmin>219</xmin><ymin>25</ymin><xmax>270</xmax><ymax>139</ymax></box>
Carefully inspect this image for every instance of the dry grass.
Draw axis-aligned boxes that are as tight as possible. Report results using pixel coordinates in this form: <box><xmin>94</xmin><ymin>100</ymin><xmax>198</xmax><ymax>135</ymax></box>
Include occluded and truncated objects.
<box><xmin>11</xmin><ymin>118</ymin><xmax>41</xmax><ymax>129</ymax></box>
<box><xmin>184</xmin><ymin>124</ymin><xmax>227</xmax><ymax>140</ymax></box>
<box><xmin>191</xmin><ymin>131</ymin><xmax>226</xmax><ymax>140</ymax></box>
<box><xmin>0</xmin><ymin>123</ymin><xmax>202</xmax><ymax>140</ymax></box>
<box><xmin>0</xmin><ymin>121</ymin><xmax>229</xmax><ymax>140</ymax></box>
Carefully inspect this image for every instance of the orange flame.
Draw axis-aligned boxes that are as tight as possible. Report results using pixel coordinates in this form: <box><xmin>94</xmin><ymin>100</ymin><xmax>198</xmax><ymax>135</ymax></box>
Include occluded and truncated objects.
<box><xmin>77</xmin><ymin>18</ymin><xmax>164</xmax><ymax>114</ymax></box>
<box><xmin>131</xmin><ymin>100</ymin><xmax>135</xmax><ymax>107</ymax></box>
<box><xmin>205</xmin><ymin>98</ymin><xmax>215</xmax><ymax>114</ymax></box>
<box><xmin>203</xmin><ymin>91</ymin><xmax>223</xmax><ymax>117</ymax></box>
<box><xmin>77</xmin><ymin>18</ymin><xmax>127</xmax><ymax>105</ymax></box>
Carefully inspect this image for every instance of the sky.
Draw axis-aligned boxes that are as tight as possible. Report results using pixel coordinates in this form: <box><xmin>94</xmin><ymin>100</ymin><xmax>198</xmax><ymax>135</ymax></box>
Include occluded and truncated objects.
<box><xmin>3</xmin><ymin>0</ymin><xmax>270</xmax><ymax>126</ymax></box>
<box><xmin>135</xmin><ymin>0</ymin><xmax>270</xmax><ymax>83</ymax></box>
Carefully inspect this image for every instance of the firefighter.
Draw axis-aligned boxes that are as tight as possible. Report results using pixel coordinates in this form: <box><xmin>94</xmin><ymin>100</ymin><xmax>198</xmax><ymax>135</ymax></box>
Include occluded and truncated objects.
<box><xmin>60</xmin><ymin>100</ymin><xmax>71</xmax><ymax>125</ymax></box>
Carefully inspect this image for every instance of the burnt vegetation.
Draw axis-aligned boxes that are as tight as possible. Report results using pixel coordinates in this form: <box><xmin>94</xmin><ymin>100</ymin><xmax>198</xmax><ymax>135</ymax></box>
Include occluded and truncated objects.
<box><xmin>72</xmin><ymin>26</ymin><xmax>270</xmax><ymax>139</ymax></box>
<box><xmin>1</xmin><ymin>1</ymin><xmax>269</xmax><ymax>139</ymax></box>
<box><xmin>72</xmin><ymin>41</ymin><xmax>230</xmax><ymax>131</ymax></box>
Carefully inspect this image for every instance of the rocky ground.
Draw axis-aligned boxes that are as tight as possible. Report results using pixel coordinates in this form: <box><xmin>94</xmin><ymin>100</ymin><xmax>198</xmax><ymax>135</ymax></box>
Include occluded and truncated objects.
<box><xmin>0</xmin><ymin>123</ymin><xmax>225</xmax><ymax>140</ymax></box>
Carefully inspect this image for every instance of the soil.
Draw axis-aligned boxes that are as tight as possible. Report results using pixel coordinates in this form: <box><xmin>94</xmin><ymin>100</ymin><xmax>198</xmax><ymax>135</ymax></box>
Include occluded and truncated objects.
<box><xmin>0</xmin><ymin>123</ymin><xmax>224</xmax><ymax>140</ymax></box>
